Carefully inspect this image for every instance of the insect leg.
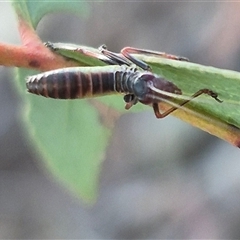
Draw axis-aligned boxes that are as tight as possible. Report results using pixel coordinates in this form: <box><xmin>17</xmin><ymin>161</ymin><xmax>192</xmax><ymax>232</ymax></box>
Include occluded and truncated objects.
<box><xmin>99</xmin><ymin>45</ymin><xmax>131</xmax><ymax>66</ymax></box>
<box><xmin>122</xmin><ymin>46</ymin><xmax>189</xmax><ymax>62</ymax></box>
<box><xmin>44</xmin><ymin>42</ymin><xmax>116</xmax><ymax>65</ymax></box>
<box><xmin>120</xmin><ymin>47</ymin><xmax>189</xmax><ymax>71</ymax></box>
<box><xmin>123</xmin><ymin>94</ymin><xmax>138</xmax><ymax>110</ymax></box>
<box><xmin>153</xmin><ymin>88</ymin><xmax>222</xmax><ymax>118</ymax></box>
<box><xmin>74</xmin><ymin>47</ymin><xmax>116</xmax><ymax>65</ymax></box>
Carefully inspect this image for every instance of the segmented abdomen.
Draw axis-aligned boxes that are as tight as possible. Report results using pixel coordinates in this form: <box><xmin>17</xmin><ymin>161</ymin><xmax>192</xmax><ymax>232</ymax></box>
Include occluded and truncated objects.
<box><xmin>26</xmin><ymin>66</ymin><xmax>127</xmax><ymax>99</ymax></box>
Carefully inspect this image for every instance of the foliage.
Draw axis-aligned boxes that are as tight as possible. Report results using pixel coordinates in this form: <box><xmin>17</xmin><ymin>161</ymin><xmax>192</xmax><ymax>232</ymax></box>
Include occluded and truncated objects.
<box><xmin>0</xmin><ymin>1</ymin><xmax>238</xmax><ymax>201</ymax></box>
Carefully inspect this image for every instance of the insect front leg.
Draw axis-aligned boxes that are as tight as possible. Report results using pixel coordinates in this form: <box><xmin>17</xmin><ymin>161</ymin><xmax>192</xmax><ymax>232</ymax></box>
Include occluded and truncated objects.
<box><xmin>152</xmin><ymin>89</ymin><xmax>222</xmax><ymax>118</ymax></box>
<box><xmin>98</xmin><ymin>45</ymin><xmax>131</xmax><ymax>66</ymax></box>
<box><xmin>123</xmin><ymin>94</ymin><xmax>138</xmax><ymax>110</ymax></box>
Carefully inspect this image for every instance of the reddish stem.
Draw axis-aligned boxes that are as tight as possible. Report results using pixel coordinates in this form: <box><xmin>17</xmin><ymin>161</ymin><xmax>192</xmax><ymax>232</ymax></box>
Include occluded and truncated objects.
<box><xmin>0</xmin><ymin>15</ymin><xmax>79</xmax><ymax>71</ymax></box>
<box><xmin>0</xmin><ymin>42</ymin><xmax>78</xmax><ymax>71</ymax></box>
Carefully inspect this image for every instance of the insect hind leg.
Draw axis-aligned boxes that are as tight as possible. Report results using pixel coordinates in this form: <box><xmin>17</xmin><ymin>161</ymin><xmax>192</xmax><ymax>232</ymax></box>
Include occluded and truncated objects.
<box><xmin>120</xmin><ymin>46</ymin><xmax>189</xmax><ymax>71</ymax></box>
<box><xmin>44</xmin><ymin>42</ymin><xmax>117</xmax><ymax>65</ymax></box>
<box><xmin>122</xmin><ymin>46</ymin><xmax>189</xmax><ymax>62</ymax></box>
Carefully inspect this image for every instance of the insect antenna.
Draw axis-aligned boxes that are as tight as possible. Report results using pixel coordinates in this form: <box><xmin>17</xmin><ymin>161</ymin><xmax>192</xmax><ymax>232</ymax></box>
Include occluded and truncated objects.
<box><xmin>148</xmin><ymin>82</ymin><xmax>223</xmax><ymax>103</ymax></box>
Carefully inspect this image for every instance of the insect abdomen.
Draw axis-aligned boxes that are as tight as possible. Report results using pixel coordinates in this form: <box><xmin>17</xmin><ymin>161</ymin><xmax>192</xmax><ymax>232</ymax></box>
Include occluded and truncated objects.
<box><xmin>26</xmin><ymin>67</ymin><xmax>117</xmax><ymax>99</ymax></box>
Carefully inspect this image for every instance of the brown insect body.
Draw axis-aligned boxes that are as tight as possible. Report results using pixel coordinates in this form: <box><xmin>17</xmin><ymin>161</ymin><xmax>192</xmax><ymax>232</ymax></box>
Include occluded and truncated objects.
<box><xmin>26</xmin><ymin>65</ymin><xmax>181</xmax><ymax>106</ymax></box>
<box><xmin>26</xmin><ymin>45</ymin><xmax>222</xmax><ymax>118</ymax></box>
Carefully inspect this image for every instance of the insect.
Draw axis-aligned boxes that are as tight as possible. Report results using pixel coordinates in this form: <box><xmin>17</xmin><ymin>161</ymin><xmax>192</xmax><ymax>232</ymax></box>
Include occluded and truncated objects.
<box><xmin>26</xmin><ymin>44</ymin><xmax>222</xmax><ymax>118</ymax></box>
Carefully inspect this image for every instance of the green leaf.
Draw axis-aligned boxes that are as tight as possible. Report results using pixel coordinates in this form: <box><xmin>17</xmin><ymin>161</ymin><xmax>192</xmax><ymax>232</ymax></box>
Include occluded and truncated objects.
<box><xmin>11</xmin><ymin>0</ymin><xmax>111</xmax><ymax>201</ymax></box>
<box><xmin>12</xmin><ymin>0</ymin><xmax>240</xmax><ymax>204</ymax></box>
<box><xmin>51</xmin><ymin>43</ymin><xmax>240</xmax><ymax>127</ymax></box>
<box><xmin>12</xmin><ymin>0</ymin><xmax>90</xmax><ymax>28</ymax></box>
<box><xmin>16</xmin><ymin>69</ymin><xmax>110</xmax><ymax>201</ymax></box>
<box><xmin>141</xmin><ymin>55</ymin><xmax>239</xmax><ymax>128</ymax></box>
<box><xmin>45</xmin><ymin>43</ymin><xmax>109</xmax><ymax>67</ymax></box>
